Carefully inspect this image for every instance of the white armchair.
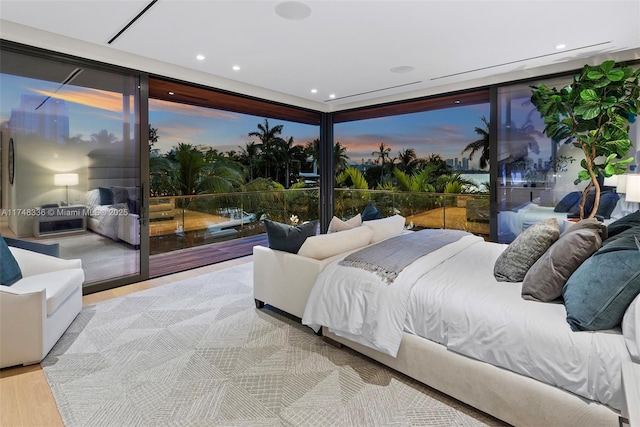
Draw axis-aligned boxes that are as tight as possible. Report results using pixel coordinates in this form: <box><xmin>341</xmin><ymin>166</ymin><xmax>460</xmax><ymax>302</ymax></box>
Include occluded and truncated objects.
<box><xmin>0</xmin><ymin>247</ymin><xmax>84</xmax><ymax>368</ymax></box>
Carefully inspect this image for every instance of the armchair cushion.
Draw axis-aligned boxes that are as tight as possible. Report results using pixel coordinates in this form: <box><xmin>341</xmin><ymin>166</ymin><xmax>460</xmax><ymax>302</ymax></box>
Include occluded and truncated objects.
<box><xmin>0</xmin><ymin>236</ymin><xmax>22</xmax><ymax>286</ymax></box>
<box><xmin>7</xmin><ymin>269</ymin><xmax>85</xmax><ymax>315</ymax></box>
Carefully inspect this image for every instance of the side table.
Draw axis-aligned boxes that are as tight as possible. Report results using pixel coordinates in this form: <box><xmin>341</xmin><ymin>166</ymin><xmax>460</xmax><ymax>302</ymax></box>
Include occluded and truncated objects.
<box><xmin>34</xmin><ymin>205</ymin><xmax>86</xmax><ymax>238</ymax></box>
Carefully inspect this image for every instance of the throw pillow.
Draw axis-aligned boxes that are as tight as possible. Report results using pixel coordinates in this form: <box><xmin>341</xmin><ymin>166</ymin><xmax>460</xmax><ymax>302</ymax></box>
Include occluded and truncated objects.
<box><xmin>328</xmin><ymin>213</ymin><xmax>362</xmax><ymax>233</ymax></box>
<box><xmin>86</xmin><ymin>189</ymin><xmax>101</xmax><ymax>208</ymax></box>
<box><xmin>607</xmin><ymin>210</ymin><xmax>640</xmax><ymax>239</ymax></box>
<box><xmin>623</xmin><ymin>293</ymin><xmax>640</xmax><ymax>362</ymax></box>
<box><xmin>111</xmin><ymin>186</ymin><xmax>129</xmax><ymax>204</ymax></box>
<box><xmin>493</xmin><ymin>218</ymin><xmax>560</xmax><ymax>283</ymax></box>
<box><xmin>522</xmin><ymin>219</ymin><xmax>606</xmax><ymax>302</ymax></box>
<box><xmin>98</xmin><ymin>187</ymin><xmax>114</xmax><ymax>205</ymax></box>
<box><xmin>569</xmin><ymin>188</ymin><xmax>596</xmax><ymax>216</ymax></box>
<box><xmin>298</xmin><ymin>226</ymin><xmax>373</xmax><ymax>260</ymax></box>
<box><xmin>127</xmin><ymin>198</ymin><xmax>140</xmax><ymax>216</ymax></box>
<box><xmin>554</xmin><ymin>191</ymin><xmax>581</xmax><ymax>213</ymax></box>
<box><xmin>361</xmin><ymin>203</ymin><xmax>382</xmax><ymax>221</ymax></box>
<box><xmin>598</xmin><ymin>227</ymin><xmax>640</xmax><ymax>254</ymax></box>
<box><xmin>363</xmin><ymin>214</ymin><xmax>405</xmax><ymax>244</ymax></box>
<box><xmin>0</xmin><ymin>235</ymin><xmax>22</xmax><ymax>286</ymax></box>
<box><xmin>563</xmin><ymin>246</ymin><xmax>640</xmax><ymax>331</ymax></box>
<box><xmin>263</xmin><ymin>219</ymin><xmax>318</xmax><ymax>254</ymax></box>
<box><xmin>595</xmin><ymin>191</ymin><xmax>620</xmax><ymax>219</ymax></box>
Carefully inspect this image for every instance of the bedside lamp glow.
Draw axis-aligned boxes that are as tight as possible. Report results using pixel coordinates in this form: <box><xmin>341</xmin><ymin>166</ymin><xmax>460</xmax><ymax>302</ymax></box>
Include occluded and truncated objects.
<box><xmin>54</xmin><ymin>173</ymin><xmax>79</xmax><ymax>206</ymax></box>
<box><xmin>624</xmin><ymin>175</ymin><xmax>640</xmax><ymax>203</ymax></box>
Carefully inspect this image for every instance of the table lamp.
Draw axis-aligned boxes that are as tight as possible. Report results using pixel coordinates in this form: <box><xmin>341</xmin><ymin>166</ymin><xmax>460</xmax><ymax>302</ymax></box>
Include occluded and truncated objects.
<box><xmin>54</xmin><ymin>173</ymin><xmax>79</xmax><ymax>206</ymax></box>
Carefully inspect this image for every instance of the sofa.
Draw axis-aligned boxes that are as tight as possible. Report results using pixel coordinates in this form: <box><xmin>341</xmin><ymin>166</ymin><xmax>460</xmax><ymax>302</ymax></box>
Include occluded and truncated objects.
<box><xmin>254</xmin><ymin>214</ymin><xmax>640</xmax><ymax>427</ymax></box>
<box><xmin>0</xmin><ymin>238</ymin><xmax>84</xmax><ymax>368</ymax></box>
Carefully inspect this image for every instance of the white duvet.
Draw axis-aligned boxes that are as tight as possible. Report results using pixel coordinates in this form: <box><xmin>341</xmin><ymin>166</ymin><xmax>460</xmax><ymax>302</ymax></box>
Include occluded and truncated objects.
<box><xmin>302</xmin><ymin>234</ymin><xmax>629</xmax><ymax>410</ymax></box>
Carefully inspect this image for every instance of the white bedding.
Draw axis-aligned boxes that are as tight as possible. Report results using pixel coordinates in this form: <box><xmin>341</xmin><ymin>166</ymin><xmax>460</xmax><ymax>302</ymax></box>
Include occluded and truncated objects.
<box><xmin>87</xmin><ymin>204</ymin><xmax>121</xmax><ymax>240</ymax></box>
<box><xmin>302</xmin><ymin>233</ymin><xmax>629</xmax><ymax>410</ymax></box>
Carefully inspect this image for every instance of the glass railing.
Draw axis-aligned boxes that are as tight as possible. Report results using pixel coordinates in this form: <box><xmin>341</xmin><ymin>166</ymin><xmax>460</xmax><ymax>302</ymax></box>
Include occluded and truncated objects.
<box><xmin>148</xmin><ymin>189</ymin><xmax>489</xmax><ymax>255</ymax></box>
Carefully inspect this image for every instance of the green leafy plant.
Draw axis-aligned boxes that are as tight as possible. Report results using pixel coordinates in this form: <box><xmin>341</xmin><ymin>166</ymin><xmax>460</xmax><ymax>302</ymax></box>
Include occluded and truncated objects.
<box><xmin>530</xmin><ymin>60</ymin><xmax>640</xmax><ymax>218</ymax></box>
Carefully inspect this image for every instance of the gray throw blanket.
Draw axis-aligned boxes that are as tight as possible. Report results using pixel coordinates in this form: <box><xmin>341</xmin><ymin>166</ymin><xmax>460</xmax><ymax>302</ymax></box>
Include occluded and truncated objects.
<box><xmin>339</xmin><ymin>229</ymin><xmax>470</xmax><ymax>283</ymax></box>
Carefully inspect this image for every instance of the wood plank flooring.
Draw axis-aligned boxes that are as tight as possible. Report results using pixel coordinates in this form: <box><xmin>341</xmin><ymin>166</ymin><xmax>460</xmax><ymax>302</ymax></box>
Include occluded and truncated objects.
<box><xmin>0</xmin><ymin>256</ymin><xmax>253</xmax><ymax>427</ymax></box>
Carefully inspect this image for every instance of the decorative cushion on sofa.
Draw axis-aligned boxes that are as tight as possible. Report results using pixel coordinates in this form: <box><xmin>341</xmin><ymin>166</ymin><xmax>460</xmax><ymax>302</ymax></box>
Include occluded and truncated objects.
<box><xmin>623</xmin><ymin>293</ymin><xmax>640</xmax><ymax>362</ymax></box>
<box><xmin>298</xmin><ymin>226</ymin><xmax>373</xmax><ymax>260</ymax></box>
<box><xmin>361</xmin><ymin>203</ymin><xmax>382</xmax><ymax>221</ymax></box>
<box><xmin>363</xmin><ymin>214</ymin><xmax>405</xmax><ymax>243</ymax></box>
<box><xmin>563</xmin><ymin>244</ymin><xmax>640</xmax><ymax>331</ymax></box>
<box><xmin>493</xmin><ymin>218</ymin><xmax>560</xmax><ymax>283</ymax></box>
<box><xmin>263</xmin><ymin>219</ymin><xmax>318</xmax><ymax>254</ymax></box>
<box><xmin>522</xmin><ymin>219</ymin><xmax>606</xmax><ymax>302</ymax></box>
<box><xmin>0</xmin><ymin>236</ymin><xmax>22</xmax><ymax>286</ymax></box>
<box><xmin>328</xmin><ymin>214</ymin><xmax>362</xmax><ymax>233</ymax></box>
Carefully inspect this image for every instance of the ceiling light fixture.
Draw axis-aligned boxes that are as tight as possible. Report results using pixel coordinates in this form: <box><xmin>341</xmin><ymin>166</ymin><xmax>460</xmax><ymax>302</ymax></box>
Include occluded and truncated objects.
<box><xmin>329</xmin><ymin>94</ymin><xmax>336</xmax><ymax>99</ymax></box>
<box><xmin>196</xmin><ymin>54</ymin><xmax>205</xmax><ymax>60</ymax></box>
<box><xmin>232</xmin><ymin>65</ymin><xmax>240</xmax><ymax>71</ymax></box>
<box><xmin>275</xmin><ymin>1</ymin><xmax>311</xmax><ymax>20</ymax></box>
<box><xmin>311</xmin><ymin>89</ymin><xmax>318</xmax><ymax>94</ymax></box>
<box><xmin>168</xmin><ymin>91</ymin><xmax>174</xmax><ymax>95</ymax></box>
<box><xmin>454</xmin><ymin>100</ymin><xmax>461</xmax><ymax>104</ymax></box>
<box><xmin>556</xmin><ymin>44</ymin><xmax>566</xmax><ymax>49</ymax></box>
<box><xmin>390</xmin><ymin>65</ymin><xmax>415</xmax><ymax>74</ymax></box>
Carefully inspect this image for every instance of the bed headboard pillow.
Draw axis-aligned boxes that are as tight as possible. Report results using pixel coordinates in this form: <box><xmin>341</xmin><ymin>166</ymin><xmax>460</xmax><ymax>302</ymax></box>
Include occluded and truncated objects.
<box><xmin>298</xmin><ymin>226</ymin><xmax>373</xmax><ymax>260</ymax></box>
<box><xmin>623</xmin><ymin>293</ymin><xmax>640</xmax><ymax>362</ymax></box>
<box><xmin>328</xmin><ymin>214</ymin><xmax>362</xmax><ymax>233</ymax></box>
<box><xmin>493</xmin><ymin>218</ymin><xmax>560</xmax><ymax>283</ymax></box>
<box><xmin>554</xmin><ymin>191</ymin><xmax>581</xmax><ymax>213</ymax></box>
<box><xmin>86</xmin><ymin>189</ymin><xmax>101</xmax><ymax>209</ymax></box>
<box><xmin>595</xmin><ymin>191</ymin><xmax>620</xmax><ymax>219</ymax></box>
<box><xmin>363</xmin><ymin>215</ymin><xmax>405</xmax><ymax>244</ymax></box>
<box><xmin>562</xmin><ymin>230</ymin><xmax>640</xmax><ymax>331</ymax></box>
<box><xmin>98</xmin><ymin>187</ymin><xmax>114</xmax><ymax>205</ymax></box>
<box><xmin>263</xmin><ymin>219</ymin><xmax>319</xmax><ymax>254</ymax></box>
<box><xmin>111</xmin><ymin>186</ymin><xmax>129</xmax><ymax>204</ymax></box>
<box><xmin>522</xmin><ymin>219</ymin><xmax>606</xmax><ymax>302</ymax></box>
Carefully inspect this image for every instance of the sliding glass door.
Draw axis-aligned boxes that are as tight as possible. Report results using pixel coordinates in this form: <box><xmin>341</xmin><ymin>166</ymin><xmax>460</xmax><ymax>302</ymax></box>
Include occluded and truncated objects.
<box><xmin>0</xmin><ymin>46</ymin><xmax>147</xmax><ymax>289</ymax></box>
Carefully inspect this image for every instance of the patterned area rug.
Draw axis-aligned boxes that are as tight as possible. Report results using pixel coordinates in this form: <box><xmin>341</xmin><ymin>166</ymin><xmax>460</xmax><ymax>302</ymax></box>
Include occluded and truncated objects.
<box><xmin>43</xmin><ymin>263</ymin><xmax>504</xmax><ymax>426</ymax></box>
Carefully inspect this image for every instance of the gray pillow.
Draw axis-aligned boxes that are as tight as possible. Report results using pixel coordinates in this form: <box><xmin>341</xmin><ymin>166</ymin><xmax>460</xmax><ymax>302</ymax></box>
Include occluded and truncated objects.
<box><xmin>263</xmin><ymin>219</ymin><xmax>319</xmax><ymax>254</ymax></box>
<box><xmin>522</xmin><ymin>219</ymin><xmax>606</xmax><ymax>302</ymax></box>
<box><xmin>111</xmin><ymin>186</ymin><xmax>129</xmax><ymax>204</ymax></box>
<box><xmin>494</xmin><ymin>218</ymin><xmax>560</xmax><ymax>282</ymax></box>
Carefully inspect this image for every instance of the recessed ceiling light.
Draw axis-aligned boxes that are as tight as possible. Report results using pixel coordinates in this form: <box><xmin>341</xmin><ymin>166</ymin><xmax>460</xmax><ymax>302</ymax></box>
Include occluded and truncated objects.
<box><xmin>196</xmin><ymin>54</ymin><xmax>205</xmax><ymax>60</ymax></box>
<box><xmin>454</xmin><ymin>99</ymin><xmax>461</xmax><ymax>104</ymax></box>
<box><xmin>556</xmin><ymin>44</ymin><xmax>566</xmax><ymax>50</ymax></box>
<box><xmin>329</xmin><ymin>94</ymin><xmax>336</xmax><ymax>99</ymax></box>
<box><xmin>311</xmin><ymin>89</ymin><xmax>318</xmax><ymax>94</ymax></box>
<box><xmin>275</xmin><ymin>1</ymin><xmax>311</xmax><ymax>20</ymax></box>
<box><xmin>232</xmin><ymin>65</ymin><xmax>240</xmax><ymax>71</ymax></box>
<box><xmin>168</xmin><ymin>91</ymin><xmax>174</xmax><ymax>95</ymax></box>
<box><xmin>390</xmin><ymin>65</ymin><xmax>415</xmax><ymax>74</ymax></box>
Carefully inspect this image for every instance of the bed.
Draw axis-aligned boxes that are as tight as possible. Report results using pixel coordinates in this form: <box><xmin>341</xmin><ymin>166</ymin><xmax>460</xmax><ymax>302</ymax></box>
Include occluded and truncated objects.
<box><xmin>85</xmin><ymin>187</ymin><xmax>140</xmax><ymax>246</ymax></box>
<box><xmin>252</xmin><ymin>213</ymin><xmax>640</xmax><ymax>426</ymax></box>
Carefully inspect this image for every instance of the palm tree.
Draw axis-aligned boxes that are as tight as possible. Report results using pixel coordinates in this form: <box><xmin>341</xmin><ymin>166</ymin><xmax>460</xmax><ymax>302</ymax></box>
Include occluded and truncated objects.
<box><xmin>461</xmin><ymin>116</ymin><xmax>490</xmax><ymax>169</ymax></box>
<box><xmin>396</xmin><ymin>148</ymin><xmax>417</xmax><ymax>173</ymax></box>
<box><xmin>333</xmin><ymin>141</ymin><xmax>350</xmax><ymax>174</ymax></box>
<box><xmin>336</xmin><ymin>167</ymin><xmax>369</xmax><ymax>189</ymax></box>
<box><xmin>279</xmin><ymin>136</ymin><xmax>306</xmax><ymax>188</ymax></box>
<box><xmin>248</xmin><ymin>119</ymin><xmax>284</xmax><ymax>179</ymax></box>
<box><xmin>372</xmin><ymin>142</ymin><xmax>392</xmax><ymax>166</ymax></box>
<box><xmin>238</xmin><ymin>141</ymin><xmax>260</xmax><ymax>181</ymax></box>
<box><xmin>90</xmin><ymin>129</ymin><xmax>118</xmax><ymax>145</ymax></box>
<box><xmin>392</xmin><ymin>168</ymin><xmax>435</xmax><ymax>192</ymax></box>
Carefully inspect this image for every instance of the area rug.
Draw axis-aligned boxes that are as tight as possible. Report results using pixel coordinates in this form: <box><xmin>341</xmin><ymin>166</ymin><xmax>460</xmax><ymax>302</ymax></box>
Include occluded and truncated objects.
<box><xmin>42</xmin><ymin>263</ymin><xmax>504</xmax><ymax>426</ymax></box>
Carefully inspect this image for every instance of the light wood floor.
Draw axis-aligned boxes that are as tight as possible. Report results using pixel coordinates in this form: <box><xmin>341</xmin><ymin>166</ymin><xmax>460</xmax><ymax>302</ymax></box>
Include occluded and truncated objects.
<box><xmin>0</xmin><ymin>256</ymin><xmax>253</xmax><ymax>427</ymax></box>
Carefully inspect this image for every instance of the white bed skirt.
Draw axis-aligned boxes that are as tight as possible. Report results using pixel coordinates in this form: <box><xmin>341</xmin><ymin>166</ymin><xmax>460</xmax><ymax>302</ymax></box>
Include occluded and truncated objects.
<box><xmin>323</xmin><ymin>328</ymin><xmax>619</xmax><ymax>427</ymax></box>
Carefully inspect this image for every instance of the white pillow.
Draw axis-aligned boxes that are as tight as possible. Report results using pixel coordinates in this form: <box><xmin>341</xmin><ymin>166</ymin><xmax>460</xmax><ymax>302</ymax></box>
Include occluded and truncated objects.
<box><xmin>328</xmin><ymin>214</ymin><xmax>362</xmax><ymax>233</ymax></box>
<box><xmin>623</xmin><ymin>293</ymin><xmax>640</xmax><ymax>362</ymax></box>
<box><xmin>86</xmin><ymin>189</ymin><xmax>101</xmax><ymax>208</ymax></box>
<box><xmin>298</xmin><ymin>226</ymin><xmax>373</xmax><ymax>260</ymax></box>
<box><xmin>363</xmin><ymin>214</ymin><xmax>406</xmax><ymax>244</ymax></box>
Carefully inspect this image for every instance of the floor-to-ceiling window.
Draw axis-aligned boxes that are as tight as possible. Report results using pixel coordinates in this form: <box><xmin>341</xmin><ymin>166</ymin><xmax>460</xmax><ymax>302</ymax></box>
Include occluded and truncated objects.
<box><xmin>0</xmin><ymin>47</ymin><xmax>144</xmax><ymax>287</ymax></box>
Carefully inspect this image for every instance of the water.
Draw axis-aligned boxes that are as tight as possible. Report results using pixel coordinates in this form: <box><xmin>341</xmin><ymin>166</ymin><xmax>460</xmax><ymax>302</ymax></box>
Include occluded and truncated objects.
<box><xmin>460</xmin><ymin>173</ymin><xmax>490</xmax><ymax>190</ymax></box>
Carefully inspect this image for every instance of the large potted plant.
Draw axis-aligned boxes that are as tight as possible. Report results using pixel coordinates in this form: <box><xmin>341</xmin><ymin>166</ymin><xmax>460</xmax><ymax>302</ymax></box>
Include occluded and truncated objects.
<box><xmin>530</xmin><ymin>60</ymin><xmax>640</xmax><ymax>219</ymax></box>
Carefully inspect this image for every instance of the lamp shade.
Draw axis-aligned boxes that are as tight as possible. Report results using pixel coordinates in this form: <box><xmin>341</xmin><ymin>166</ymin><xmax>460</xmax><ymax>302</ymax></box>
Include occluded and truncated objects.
<box><xmin>617</xmin><ymin>174</ymin><xmax>628</xmax><ymax>194</ymax></box>
<box><xmin>54</xmin><ymin>173</ymin><xmax>79</xmax><ymax>186</ymax></box>
<box><xmin>603</xmin><ymin>175</ymin><xmax>618</xmax><ymax>187</ymax></box>
<box><xmin>624</xmin><ymin>175</ymin><xmax>640</xmax><ymax>202</ymax></box>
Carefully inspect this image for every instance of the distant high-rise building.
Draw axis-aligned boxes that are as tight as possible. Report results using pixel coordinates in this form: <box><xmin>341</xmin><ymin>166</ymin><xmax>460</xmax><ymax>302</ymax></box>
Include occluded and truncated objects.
<box><xmin>446</xmin><ymin>158</ymin><xmax>454</xmax><ymax>168</ymax></box>
<box><xmin>9</xmin><ymin>95</ymin><xmax>69</xmax><ymax>143</ymax></box>
<box><xmin>462</xmin><ymin>157</ymin><xmax>469</xmax><ymax>170</ymax></box>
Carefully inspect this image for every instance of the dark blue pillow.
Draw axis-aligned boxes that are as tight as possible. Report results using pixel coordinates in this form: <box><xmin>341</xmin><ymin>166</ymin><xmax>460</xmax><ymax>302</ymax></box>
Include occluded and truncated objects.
<box><xmin>127</xmin><ymin>198</ymin><xmax>140</xmax><ymax>215</ymax></box>
<box><xmin>595</xmin><ymin>191</ymin><xmax>619</xmax><ymax>219</ymax></box>
<box><xmin>98</xmin><ymin>187</ymin><xmax>114</xmax><ymax>205</ymax></box>
<box><xmin>0</xmin><ymin>235</ymin><xmax>22</xmax><ymax>286</ymax></box>
<box><xmin>554</xmin><ymin>192</ymin><xmax>581</xmax><ymax>213</ymax></box>
<box><xmin>361</xmin><ymin>203</ymin><xmax>382</xmax><ymax>221</ymax></box>
<box><xmin>568</xmin><ymin>188</ymin><xmax>596</xmax><ymax>216</ymax></box>
<box><xmin>263</xmin><ymin>219</ymin><xmax>318</xmax><ymax>253</ymax></box>
<box><xmin>563</xmin><ymin>247</ymin><xmax>640</xmax><ymax>331</ymax></box>
<box><xmin>607</xmin><ymin>210</ymin><xmax>640</xmax><ymax>238</ymax></box>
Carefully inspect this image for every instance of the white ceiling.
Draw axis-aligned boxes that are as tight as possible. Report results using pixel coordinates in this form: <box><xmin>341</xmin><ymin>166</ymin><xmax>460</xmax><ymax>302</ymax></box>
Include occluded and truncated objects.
<box><xmin>1</xmin><ymin>0</ymin><xmax>639</xmax><ymax>112</ymax></box>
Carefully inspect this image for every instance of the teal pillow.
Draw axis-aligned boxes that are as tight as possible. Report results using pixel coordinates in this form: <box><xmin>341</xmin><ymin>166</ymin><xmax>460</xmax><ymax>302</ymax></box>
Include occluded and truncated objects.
<box><xmin>263</xmin><ymin>219</ymin><xmax>319</xmax><ymax>253</ymax></box>
<box><xmin>607</xmin><ymin>210</ymin><xmax>640</xmax><ymax>239</ymax></box>
<box><xmin>0</xmin><ymin>235</ymin><xmax>22</xmax><ymax>286</ymax></box>
<box><xmin>361</xmin><ymin>203</ymin><xmax>382</xmax><ymax>221</ymax></box>
<box><xmin>98</xmin><ymin>187</ymin><xmax>114</xmax><ymax>205</ymax></box>
<box><xmin>563</xmin><ymin>247</ymin><xmax>640</xmax><ymax>331</ymax></box>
